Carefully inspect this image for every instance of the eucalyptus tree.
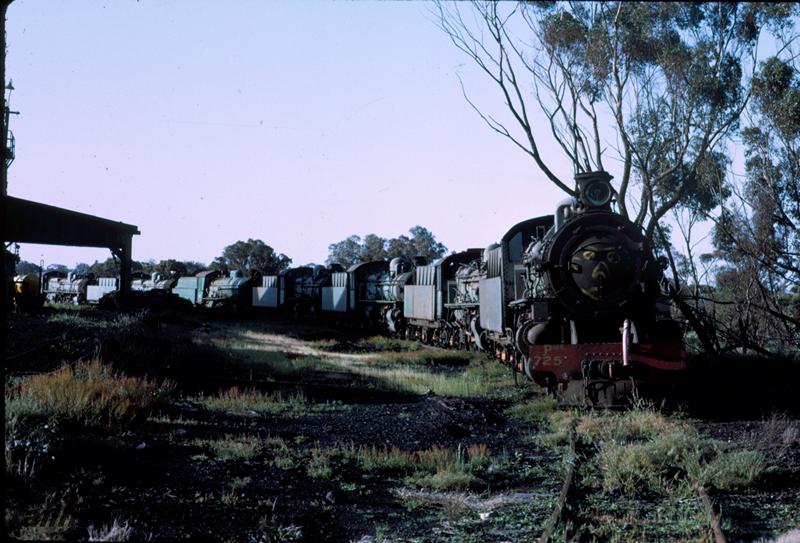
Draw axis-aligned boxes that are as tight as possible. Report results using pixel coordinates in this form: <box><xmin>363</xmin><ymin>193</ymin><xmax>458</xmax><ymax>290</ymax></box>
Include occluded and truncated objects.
<box><xmin>708</xmin><ymin>56</ymin><xmax>800</xmax><ymax>350</ymax></box>
<box><xmin>433</xmin><ymin>1</ymin><xmax>797</xmax><ymax>239</ymax></box>
<box><xmin>434</xmin><ymin>1</ymin><xmax>799</xmax><ymax>352</ymax></box>
<box><xmin>212</xmin><ymin>239</ymin><xmax>291</xmax><ymax>275</ymax></box>
<box><xmin>327</xmin><ymin>226</ymin><xmax>447</xmax><ymax>269</ymax></box>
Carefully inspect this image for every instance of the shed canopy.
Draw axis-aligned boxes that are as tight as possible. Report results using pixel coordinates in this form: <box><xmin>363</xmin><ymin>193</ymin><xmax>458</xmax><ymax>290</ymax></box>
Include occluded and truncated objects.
<box><xmin>2</xmin><ymin>196</ymin><xmax>139</xmax><ymax>247</ymax></box>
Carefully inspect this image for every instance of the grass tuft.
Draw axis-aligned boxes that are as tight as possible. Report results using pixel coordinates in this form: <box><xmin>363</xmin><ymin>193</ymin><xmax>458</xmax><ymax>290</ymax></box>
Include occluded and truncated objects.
<box><xmin>580</xmin><ymin>407</ymin><xmax>768</xmax><ymax>496</ymax></box>
<box><xmin>576</xmin><ymin>407</ymin><xmax>683</xmax><ymax>443</ymax></box>
<box><xmin>198</xmin><ymin>387</ymin><xmax>307</xmax><ymax>417</ymax></box>
<box><xmin>506</xmin><ymin>396</ymin><xmax>557</xmax><ymax>424</ymax></box>
<box><xmin>344</xmin><ymin>442</ymin><xmax>491</xmax><ymax>491</ymax></box>
<box><xmin>5</xmin><ymin>359</ymin><xmax>174</xmax><ymax>427</ymax></box>
<box><xmin>307</xmin><ymin>446</ymin><xmax>333</xmax><ymax>479</ymax></box>
<box><xmin>193</xmin><ymin>434</ymin><xmax>261</xmax><ymax>460</ymax></box>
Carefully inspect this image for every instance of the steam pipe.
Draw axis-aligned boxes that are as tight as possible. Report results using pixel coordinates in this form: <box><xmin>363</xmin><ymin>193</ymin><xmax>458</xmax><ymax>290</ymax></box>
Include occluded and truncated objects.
<box><xmin>555</xmin><ymin>198</ymin><xmax>578</xmax><ymax>229</ymax></box>
<box><xmin>622</xmin><ymin>319</ymin><xmax>631</xmax><ymax>366</ymax></box>
<box><xmin>523</xmin><ymin>322</ymin><xmax>549</xmax><ymax>380</ymax></box>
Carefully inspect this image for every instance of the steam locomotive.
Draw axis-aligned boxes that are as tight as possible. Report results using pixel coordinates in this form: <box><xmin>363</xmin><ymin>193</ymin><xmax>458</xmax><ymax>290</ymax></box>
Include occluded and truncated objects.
<box><xmin>13</xmin><ymin>171</ymin><xmax>686</xmax><ymax>404</ymax></box>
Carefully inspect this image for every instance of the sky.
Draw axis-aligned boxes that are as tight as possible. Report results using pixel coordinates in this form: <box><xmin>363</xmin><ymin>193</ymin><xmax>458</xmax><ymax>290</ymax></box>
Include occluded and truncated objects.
<box><xmin>5</xmin><ymin>1</ymin><xmax>718</xmax><ymax>270</ymax></box>
<box><xmin>6</xmin><ymin>0</ymin><xmax>576</xmax><ymax>268</ymax></box>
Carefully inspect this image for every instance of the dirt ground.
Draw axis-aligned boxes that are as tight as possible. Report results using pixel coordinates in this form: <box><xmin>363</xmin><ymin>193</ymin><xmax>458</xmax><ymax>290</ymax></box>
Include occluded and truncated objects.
<box><xmin>4</xmin><ymin>308</ymin><xmax>800</xmax><ymax>542</ymax></box>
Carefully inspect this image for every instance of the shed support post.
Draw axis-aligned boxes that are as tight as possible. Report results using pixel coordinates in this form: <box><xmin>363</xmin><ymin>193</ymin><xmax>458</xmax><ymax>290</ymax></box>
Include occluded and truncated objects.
<box><xmin>118</xmin><ymin>237</ymin><xmax>132</xmax><ymax>307</ymax></box>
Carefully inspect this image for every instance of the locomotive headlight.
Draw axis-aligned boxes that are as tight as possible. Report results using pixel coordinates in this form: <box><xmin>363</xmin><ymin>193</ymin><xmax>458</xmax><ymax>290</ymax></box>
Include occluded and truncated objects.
<box><xmin>583</xmin><ymin>180</ymin><xmax>612</xmax><ymax>207</ymax></box>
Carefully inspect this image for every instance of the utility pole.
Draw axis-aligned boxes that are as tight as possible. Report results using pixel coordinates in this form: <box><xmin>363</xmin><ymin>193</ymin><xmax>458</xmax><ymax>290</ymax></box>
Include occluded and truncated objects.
<box><xmin>2</xmin><ymin>1</ymin><xmax>14</xmax><ymax>316</ymax></box>
<box><xmin>1</xmin><ymin>0</ymin><xmax>13</xmax><ymax>197</ymax></box>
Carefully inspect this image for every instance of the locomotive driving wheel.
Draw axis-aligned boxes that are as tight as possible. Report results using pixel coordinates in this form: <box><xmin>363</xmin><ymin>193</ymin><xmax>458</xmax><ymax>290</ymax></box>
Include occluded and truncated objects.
<box><xmin>439</xmin><ymin>328</ymin><xmax>450</xmax><ymax>348</ymax></box>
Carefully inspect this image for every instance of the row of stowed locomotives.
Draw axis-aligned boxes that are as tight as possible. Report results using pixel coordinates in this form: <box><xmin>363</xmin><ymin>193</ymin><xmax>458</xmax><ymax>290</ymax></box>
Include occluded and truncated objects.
<box><xmin>14</xmin><ymin>270</ymin><xmax>180</xmax><ymax>307</ymax></box>
<box><xmin>39</xmin><ymin>271</ymin><xmax>117</xmax><ymax>305</ymax></box>
<box><xmin>251</xmin><ymin>259</ymin><xmax>416</xmax><ymax>325</ymax></box>
<box><xmin>13</xmin><ymin>171</ymin><xmax>687</xmax><ymax>404</ymax></box>
<box><xmin>384</xmin><ymin>172</ymin><xmax>686</xmax><ymax>404</ymax></box>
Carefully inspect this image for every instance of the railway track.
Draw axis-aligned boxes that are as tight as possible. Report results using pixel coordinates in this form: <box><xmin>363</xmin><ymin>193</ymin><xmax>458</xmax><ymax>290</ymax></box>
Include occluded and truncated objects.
<box><xmin>538</xmin><ymin>425</ymin><xmax>578</xmax><ymax>543</ymax></box>
<box><xmin>533</xmin><ymin>420</ymin><xmax>731</xmax><ymax>543</ymax></box>
<box><xmin>697</xmin><ymin>483</ymin><xmax>728</xmax><ymax>543</ymax></box>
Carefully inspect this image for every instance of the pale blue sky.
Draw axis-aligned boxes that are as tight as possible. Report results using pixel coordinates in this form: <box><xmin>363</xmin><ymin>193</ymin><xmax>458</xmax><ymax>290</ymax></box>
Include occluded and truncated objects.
<box><xmin>5</xmin><ymin>1</ymin><xmax>670</xmax><ymax>269</ymax></box>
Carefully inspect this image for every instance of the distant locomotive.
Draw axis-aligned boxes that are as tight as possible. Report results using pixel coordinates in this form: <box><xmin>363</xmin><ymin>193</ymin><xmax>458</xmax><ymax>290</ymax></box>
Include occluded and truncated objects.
<box><xmin>42</xmin><ymin>271</ymin><xmax>92</xmax><ymax>304</ymax></box>
<box><xmin>131</xmin><ymin>272</ymin><xmax>179</xmax><ymax>293</ymax></box>
<box><xmin>25</xmin><ymin>171</ymin><xmax>685</xmax><ymax>404</ymax></box>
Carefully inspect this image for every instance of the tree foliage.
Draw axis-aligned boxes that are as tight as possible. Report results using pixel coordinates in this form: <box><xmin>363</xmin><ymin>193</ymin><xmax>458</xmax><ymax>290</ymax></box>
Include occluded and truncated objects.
<box><xmin>15</xmin><ymin>260</ymin><xmax>40</xmax><ymax>275</ymax></box>
<box><xmin>46</xmin><ymin>263</ymin><xmax>69</xmax><ymax>274</ymax></box>
<box><xmin>326</xmin><ymin>226</ymin><xmax>448</xmax><ymax>269</ymax></box>
<box><xmin>212</xmin><ymin>239</ymin><xmax>291</xmax><ymax>275</ymax></box>
<box><xmin>705</xmin><ymin>55</ymin><xmax>800</xmax><ymax>350</ymax></box>
<box><xmin>144</xmin><ymin>259</ymin><xmax>206</xmax><ymax>277</ymax></box>
<box><xmin>434</xmin><ymin>1</ymin><xmax>796</xmax><ymax>238</ymax></box>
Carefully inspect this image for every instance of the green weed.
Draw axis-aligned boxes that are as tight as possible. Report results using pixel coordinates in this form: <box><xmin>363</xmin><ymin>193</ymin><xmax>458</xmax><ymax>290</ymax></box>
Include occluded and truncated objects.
<box><xmin>506</xmin><ymin>396</ymin><xmax>557</xmax><ymax>424</ymax></box>
<box><xmin>307</xmin><ymin>447</ymin><xmax>333</xmax><ymax>479</ymax></box>
<box><xmin>193</xmin><ymin>434</ymin><xmax>261</xmax><ymax>460</ymax></box>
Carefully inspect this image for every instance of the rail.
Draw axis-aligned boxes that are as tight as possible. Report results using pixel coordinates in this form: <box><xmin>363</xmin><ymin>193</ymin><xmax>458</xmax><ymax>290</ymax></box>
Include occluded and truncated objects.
<box><xmin>538</xmin><ymin>426</ymin><xmax>577</xmax><ymax>543</ymax></box>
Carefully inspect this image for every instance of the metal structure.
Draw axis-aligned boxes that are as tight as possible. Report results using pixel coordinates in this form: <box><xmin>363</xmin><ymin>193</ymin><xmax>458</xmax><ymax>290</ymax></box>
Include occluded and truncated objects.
<box><xmin>2</xmin><ymin>197</ymin><xmax>140</xmax><ymax>304</ymax></box>
<box><xmin>1</xmin><ymin>0</ymin><xmax>140</xmax><ymax>309</ymax></box>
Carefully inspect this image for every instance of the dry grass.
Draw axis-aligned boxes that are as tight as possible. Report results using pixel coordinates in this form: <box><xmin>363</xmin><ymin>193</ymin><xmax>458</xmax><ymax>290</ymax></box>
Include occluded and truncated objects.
<box><xmin>349</xmin><ymin>362</ymin><xmax>507</xmax><ymax>397</ymax></box>
<box><xmin>198</xmin><ymin>386</ymin><xmax>307</xmax><ymax>417</ymax></box>
<box><xmin>10</xmin><ymin>491</ymin><xmax>75</xmax><ymax>541</ymax></box>
<box><xmin>5</xmin><ymin>359</ymin><xmax>174</xmax><ymax>427</ymax></box>
<box><xmin>576</xmin><ymin>407</ymin><xmax>685</xmax><ymax>443</ymax></box>
<box><xmin>314</xmin><ymin>336</ymin><xmax>422</xmax><ymax>353</ymax></box>
<box><xmin>205</xmin><ymin>322</ymin><xmax>518</xmax><ymax>399</ymax></box>
<box><xmin>374</xmin><ymin>349</ymin><xmax>473</xmax><ymax>367</ymax></box>
<box><xmin>751</xmin><ymin>413</ymin><xmax>800</xmax><ymax>460</ymax></box>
